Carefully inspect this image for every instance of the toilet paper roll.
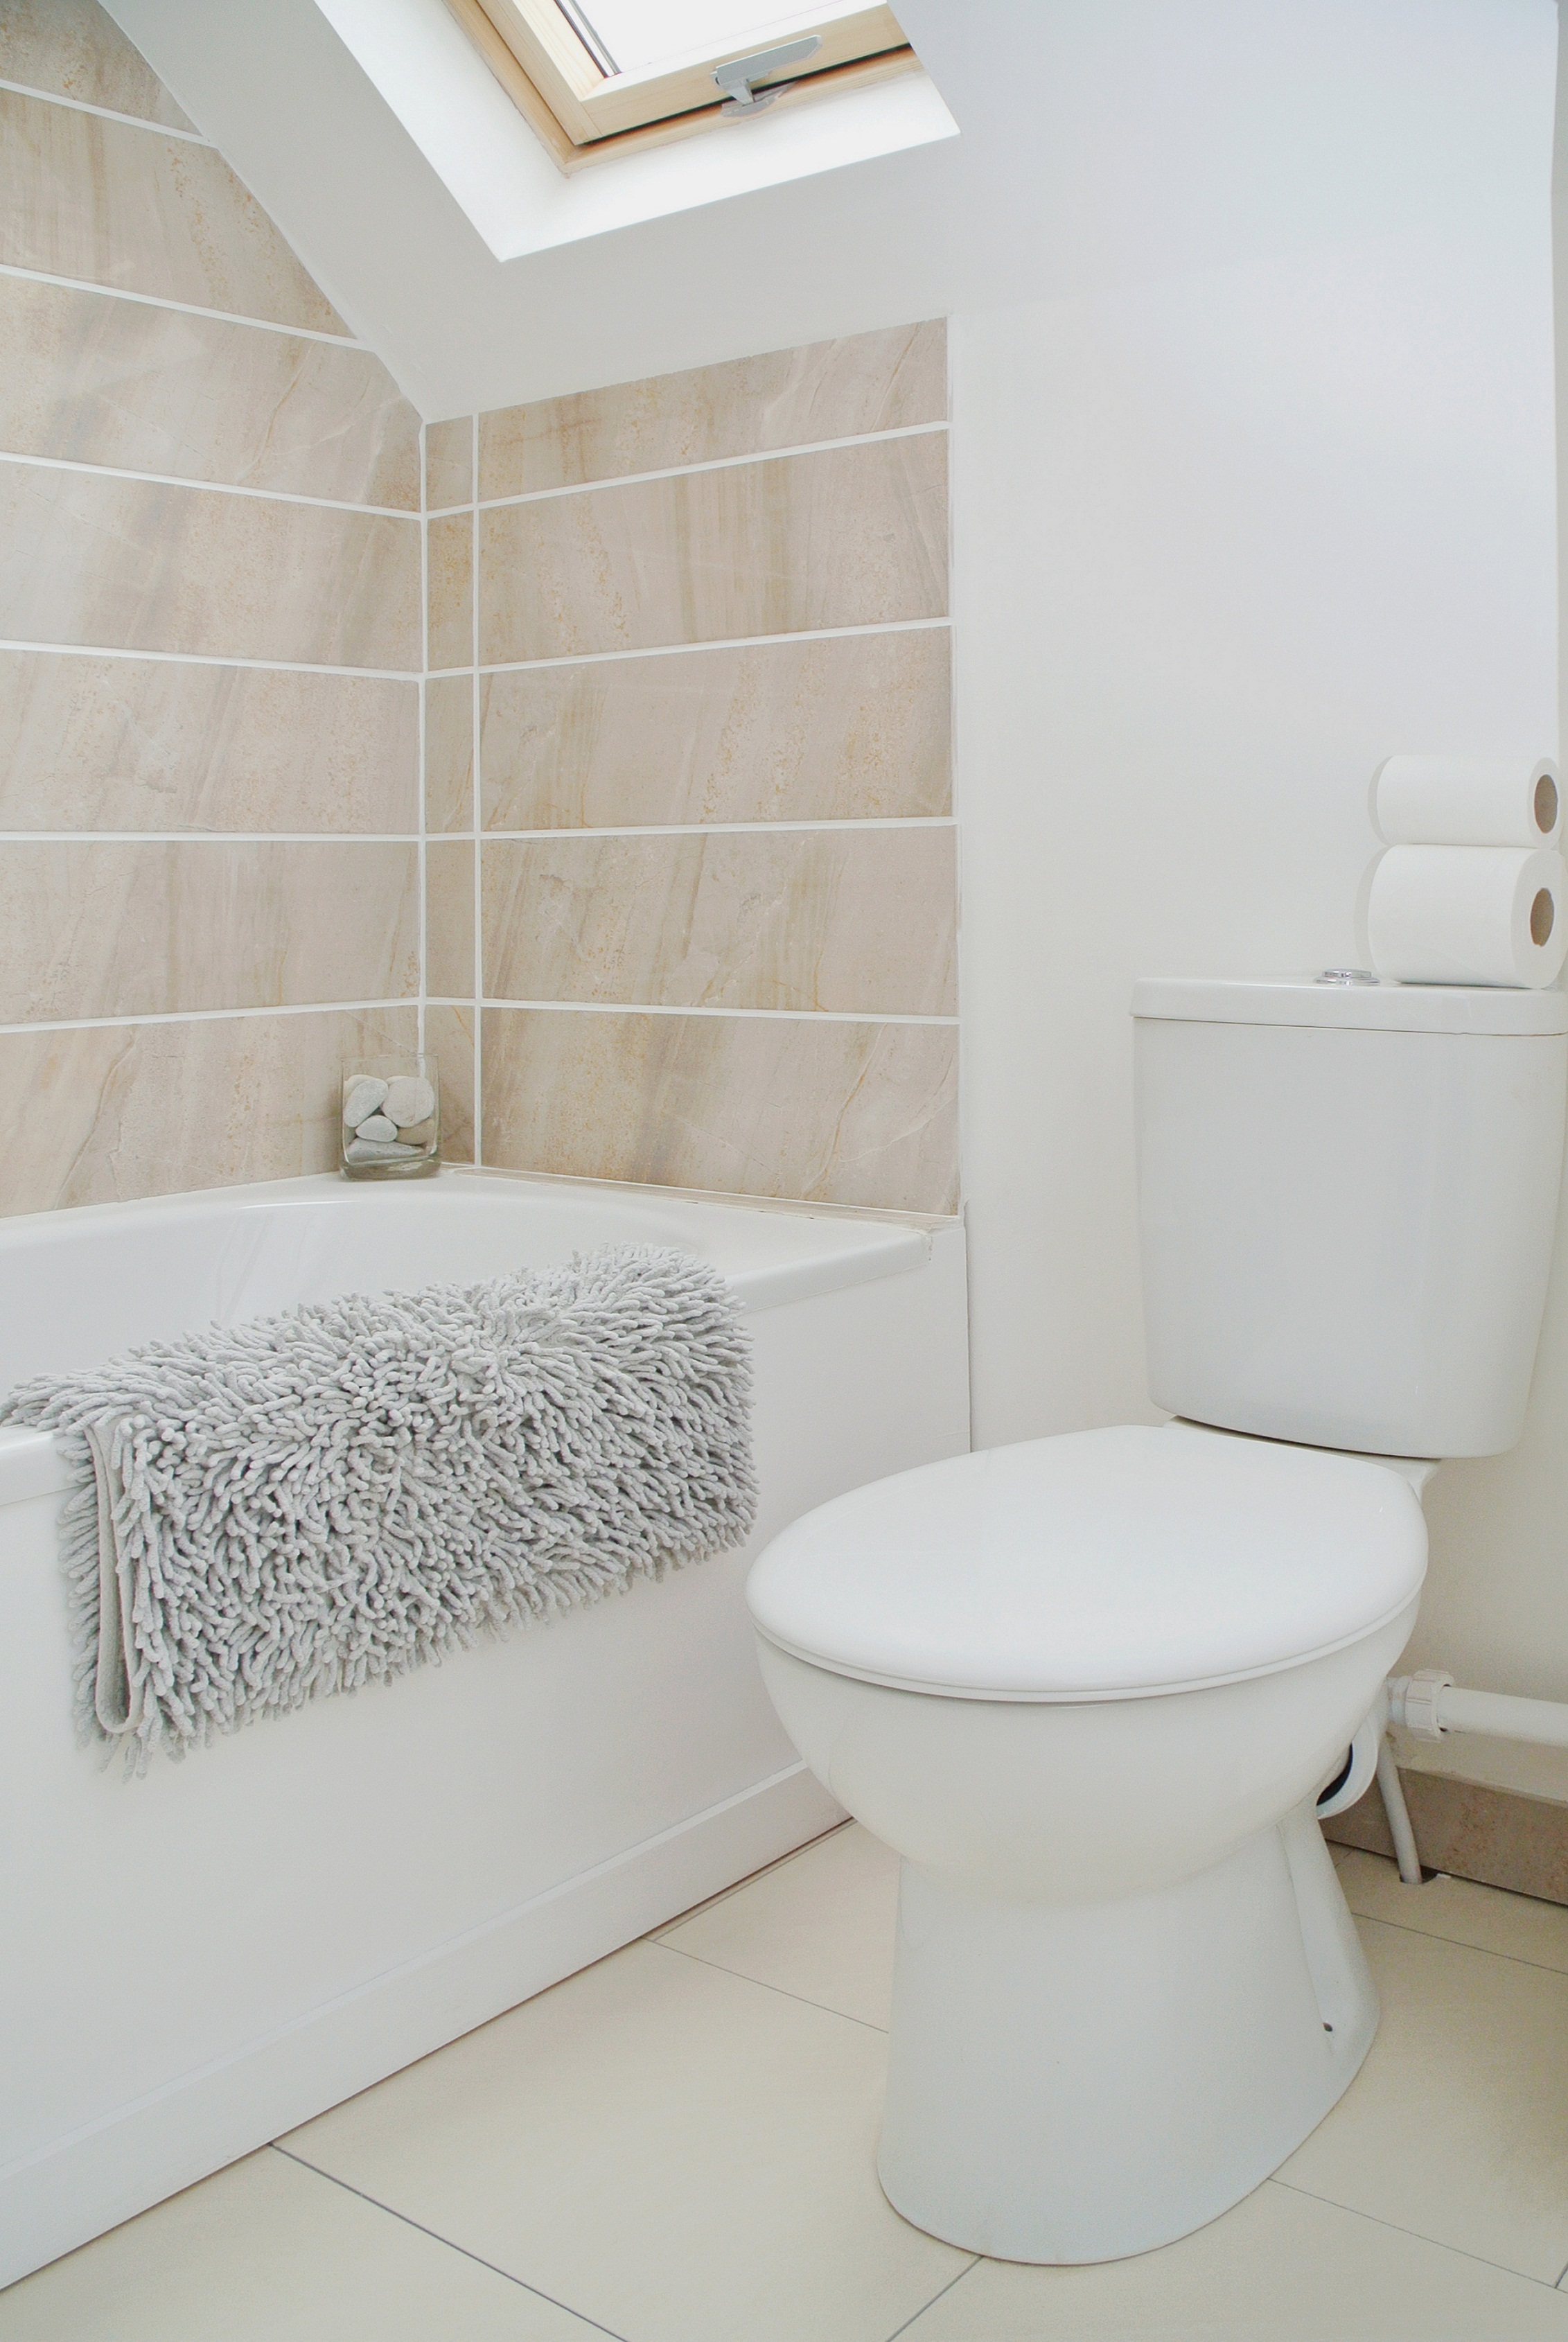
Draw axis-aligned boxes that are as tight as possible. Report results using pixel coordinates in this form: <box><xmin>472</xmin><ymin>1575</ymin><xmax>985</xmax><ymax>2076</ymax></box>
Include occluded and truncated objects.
<box><xmin>1366</xmin><ymin>846</ymin><xmax>1568</xmax><ymax>988</ymax></box>
<box><xmin>1371</xmin><ymin>755</ymin><xmax>1560</xmax><ymax>849</ymax></box>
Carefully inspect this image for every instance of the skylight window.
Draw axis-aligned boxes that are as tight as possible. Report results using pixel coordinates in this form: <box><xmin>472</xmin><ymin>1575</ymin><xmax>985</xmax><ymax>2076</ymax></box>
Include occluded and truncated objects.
<box><xmin>444</xmin><ymin>0</ymin><xmax>915</xmax><ymax>170</ymax></box>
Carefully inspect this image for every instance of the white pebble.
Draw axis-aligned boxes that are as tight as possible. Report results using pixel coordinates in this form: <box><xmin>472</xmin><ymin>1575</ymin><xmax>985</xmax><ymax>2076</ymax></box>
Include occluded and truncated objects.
<box><xmin>384</xmin><ymin>1075</ymin><xmax>436</xmax><ymax>1129</ymax></box>
<box><xmin>344</xmin><ymin>1138</ymin><xmax>421</xmax><ymax>1164</ymax></box>
<box><xmin>342</xmin><ymin>1075</ymin><xmax>389</xmax><ymax>1128</ymax></box>
<box><xmin>355</xmin><ymin>1113</ymin><xmax>398</xmax><ymax>1141</ymax></box>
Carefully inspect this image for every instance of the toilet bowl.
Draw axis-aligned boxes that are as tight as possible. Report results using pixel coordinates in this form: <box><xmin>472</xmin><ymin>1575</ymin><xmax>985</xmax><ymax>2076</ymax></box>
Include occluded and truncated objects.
<box><xmin>749</xmin><ymin>1424</ymin><xmax>1425</xmax><ymax>2262</ymax></box>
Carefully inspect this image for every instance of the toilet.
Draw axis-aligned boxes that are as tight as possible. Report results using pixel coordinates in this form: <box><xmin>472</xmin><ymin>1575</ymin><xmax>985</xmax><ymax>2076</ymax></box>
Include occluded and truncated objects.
<box><xmin>746</xmin><ymin>976</ymin><xmax>1568</xmax><ymax>2264</ymax></box>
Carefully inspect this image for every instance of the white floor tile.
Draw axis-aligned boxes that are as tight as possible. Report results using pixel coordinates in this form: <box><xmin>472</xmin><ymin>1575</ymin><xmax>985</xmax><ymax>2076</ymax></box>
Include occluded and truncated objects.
<box><xmin>1339</xmin><ymin>1847</ymin><xmax>1568</xmax><ymax>1974</ymax></box>
<box><xmin>660</xmin><ymin>1820</ymin><xmax>901</xmax><ymax>2028</ymax></box>
<box><xmin>0</xmin><ymin>2147</ymin><xmax>599</xmax><ymax>2342</ymax></box>
<box><xmin>283</xmin><ymin>1938</ymin><xmax>968</xmax><ymax>2342</ymax></box>
<box><xmin>896</xmin><ymin>2180</ymin><xmax>1568</xmax><ymax>2340</ymax></box>
<box><xmin>24</xmin><ymin>1830</ymin><xmax>1568</xmax><ymax>2342</ymax></box>
<box><xmin>1276</xmin><ymin>1916</ymin><xmax>1568</xmax><ymax>2281</ymax></box>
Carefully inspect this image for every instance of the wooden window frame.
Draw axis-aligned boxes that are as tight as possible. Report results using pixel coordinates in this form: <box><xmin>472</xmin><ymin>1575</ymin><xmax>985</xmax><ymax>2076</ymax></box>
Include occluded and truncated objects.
<box><xmin>443</xmin><ymin>0</ymin><xmax>917</xmax><ymax>175</ymax></box>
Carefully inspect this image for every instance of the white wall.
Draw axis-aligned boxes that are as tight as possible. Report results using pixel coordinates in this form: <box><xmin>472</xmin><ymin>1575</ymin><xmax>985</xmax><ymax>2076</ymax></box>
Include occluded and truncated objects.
<box><xmin>949</xmin><ymin>4</ymin><xmax>1565</xmax><ymax>1802</ymax></box>
<box><xmin>949</xmin><ymin>29</ymin><xmax>1558</xmax><ymax>1478</ymax></box>
<box><xmin>109</xmin><ymin>0</ymin><xmax>1565</xmax><ymax>1785</ymax></box>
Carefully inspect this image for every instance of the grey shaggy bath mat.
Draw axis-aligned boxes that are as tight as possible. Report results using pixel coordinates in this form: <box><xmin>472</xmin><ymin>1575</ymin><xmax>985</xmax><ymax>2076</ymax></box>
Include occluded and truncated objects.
<box><xmin>1</xmin><ymin>1245</ymin><xmax>755</xmax><ymax>1770</ymax></box>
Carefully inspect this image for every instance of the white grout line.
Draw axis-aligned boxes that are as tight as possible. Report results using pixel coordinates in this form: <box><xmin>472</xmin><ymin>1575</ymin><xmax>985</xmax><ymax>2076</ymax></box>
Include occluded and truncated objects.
<box><xmin>450</xmin><ymin>998</ymin><xmax>958</xmax><ymax>1025</ymax></box>
<box><xmin>2</xmin><ymin>358</ymin><xmax>952</xmax><ymax>1121</ymax></box>
<box><xmin>0</xmin><ymin>832</ymin><xmax>421</xmax><ymax>844</ymax></box>
<box><xmin>0</xmin><ymin>76</ymin><xmax>213</xmax><ymax>142</ymax></box>
<box><xmin>1267</xmin><ymin>2176</ymin><xmax>1568</xmax><ymax>2298</ymax></box>
<box><xmin>425</xmin><ymin>614</ymin><xmax>951</xmax><ymax>680</ymax></box>
<box><xmin>1343</xmin><ymin>1902</ymin><xmax>1568</xmax><ymax>1982</ymax></box>
<box><xmin>270</xmin><ymin>2150</ymin><xmax>631</xmax><ymax>2341</ymax></box>
<box><xmin>470</xmin><ymin>412</ymin><xmax>484</xmax><ymax>1167</ymax></box>
<box><xmin>475</xmin><ymin>417</ymin><xmax>948</xmax><ymax>511</ymax></box>
<box><xmin>480</xmin><ymin>818</ymin><xmax>954</xmax><ymax>840</ymax></box>
<box><xmin>653</xmin><ymin>1937</ymin><xmax>890</xmax><ymax>2034</ymax></box>
<box><xmin>0</xmin><ymin>447</ymin><xmax>420</xmax><ymax>520</ymax></box>
<box><xmin>881</xmin><ymin>2262</ymin><xmax>983</xmax><ymax>2342</ymax></box>
<box><xmin>417</xmin><ymin>418</ymin><xmax>429</xmax><ymax>1059</ymax></box>
<box><xmin>0</xmin><ymin>998</ymin><xmax>416</xmax><ymax>1038</ymax></box>
<box><xmin>0</xmin><ymin>261</ymin><xmax>366</xmax><ymax>348</ymax></box>
<box><xmin>0</xmin><ymin>639</ymin><xmax>421</xmax><ymax>681</ymax></box>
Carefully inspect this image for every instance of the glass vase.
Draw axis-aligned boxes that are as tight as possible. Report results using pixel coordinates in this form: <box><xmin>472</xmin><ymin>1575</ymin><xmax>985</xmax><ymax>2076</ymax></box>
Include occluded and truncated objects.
<box><xmin>340</xmin><ymin>1054</ymin><xmax>440</xmax><ymax>1180</ymax></box>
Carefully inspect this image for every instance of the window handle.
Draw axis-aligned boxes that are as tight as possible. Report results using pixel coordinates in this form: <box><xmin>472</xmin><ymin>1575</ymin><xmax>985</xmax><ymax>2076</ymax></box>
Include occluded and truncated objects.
<box><xmin>714</xmin><ymin>35</ymin><xmax>821</xmax><ymax>112</ymax></box>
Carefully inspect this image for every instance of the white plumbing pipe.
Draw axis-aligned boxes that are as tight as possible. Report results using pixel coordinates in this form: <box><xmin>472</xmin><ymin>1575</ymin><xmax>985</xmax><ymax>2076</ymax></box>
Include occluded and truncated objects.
<box><xmin>1434</xmin><ymin>1687</ymin><xmax>1568</xmax><ymax>1745</ymax></box>
<box><xmin>1375</xmin><ymin>1738</ymin><xmax>1425</xmax><ymax>1886</ymax></box>
<box><xmin>1386</xmin><ymin>1671</ymin><xmax>1568</xmax><ymax>1750</ymax></box>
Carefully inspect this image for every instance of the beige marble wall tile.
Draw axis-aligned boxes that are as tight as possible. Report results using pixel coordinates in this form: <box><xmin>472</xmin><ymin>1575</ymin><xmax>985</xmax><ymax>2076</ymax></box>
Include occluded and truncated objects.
<box><xmin>0</xmin><ymin>464</ymin><xmax>421</xmax><ymax>669</ymax></box>
<box><xmin>0</xmin><ymin>0</ymin><xmax>196</xmax><ymax>130</ymax></box>
<box><xmin>0</xmin><ymin>840</ymin><xmax>419</xmax><ymax>1021</ymax></box>
<box><xmin>479</xmin><ymin>322</ymin><xmax>946</xmax><ymax>498</ymax></box>
<box><xmin>424</xmin><ymin>672</ymin><xmax>473</xmax><ymax>833</ymax></box>
<box><xmin>482</xmin><ymin>1007</ymin><xmax>958</xmax><ymax>1212</ymax></box>
<box><xmin>425</xmin><ymin>416</ymin><xmax>473</xmax><ymax>511</ymax></box>
<box><xmin>0</xmin><ymin>86</ymin><xmax>345</xmax><ymax>332</ymax></box>
<box><xmin>1327</xmin><ymin>1773</ymin><xmax>1568</xmax><ymax>1905</ymax></box>
<box><xmin>484</xmin><ymin>828</ymin><xmax>957</xmax><ymax>1016</ymax></box>
<box><xmin>0</xmin><ymin>651</ymin><xmax>419</xmax><ymax>831</ymax></box>
<box><xmin>428</xmin><ymin>511</ymin><xmax>474</xmax><ymax>671</ymax></box>
<box><xmin>0</xmin><ymin>275</ymin><xmax>419</xmax><ymax>505</ymax></box>
<box><xmin>479</xmin><ymin>630</ymin><xmax>951</xmax><ymax>830</ymax></box>
<box><xmin>426</xmin><ymin>838</ymin><xmax>477</xmax><ymax>1000</ymax></box>
<box><xmin>0</xmin><ymin>1005</ymin><xmax>418</xmax><ymax>1215</ymax></box>
<box><xmin>425</xmin><ymin>1003</ymin><xmax>475</xmax><ymax>1163</ymax></box>
<box><xmin>478</xmin><ymin>436</ymin><xmax>947</xmax><ymax>664</ymax></box>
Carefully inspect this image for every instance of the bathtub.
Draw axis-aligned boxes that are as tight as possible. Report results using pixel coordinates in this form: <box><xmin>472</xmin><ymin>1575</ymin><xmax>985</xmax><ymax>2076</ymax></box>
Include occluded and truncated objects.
<box><xmin>0</xmin><ymin>1167</ymin><xmax>969</xmax><ymax>2283</ymax></box>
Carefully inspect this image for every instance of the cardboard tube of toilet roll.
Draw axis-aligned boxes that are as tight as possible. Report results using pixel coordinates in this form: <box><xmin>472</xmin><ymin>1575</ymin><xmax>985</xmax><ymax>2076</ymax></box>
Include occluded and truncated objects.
<box><xmin>1366</xmin><ymin>846</ymin><xmax>1568</xmax><ymax>987</ymax></box>
<box><xmin>1371</xmin><ymin>755</ymin><xmax>1560</xmax><ymax>849</ymax></box>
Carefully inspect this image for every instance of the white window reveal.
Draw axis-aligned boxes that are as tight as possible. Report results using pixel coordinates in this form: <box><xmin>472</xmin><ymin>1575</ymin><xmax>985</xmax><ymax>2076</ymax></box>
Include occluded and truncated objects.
<box><xmin>313</xmin><ymin>0</ymin><xmax>956</xmax><ymax>258</ymax></box>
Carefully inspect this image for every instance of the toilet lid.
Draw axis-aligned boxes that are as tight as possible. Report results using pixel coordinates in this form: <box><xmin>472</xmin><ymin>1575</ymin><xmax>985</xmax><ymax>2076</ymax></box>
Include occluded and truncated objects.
<box><xmin>746</xmin><ymin>1425</ymin><xmax>1427</xmax><ymax>1700</ymax></box>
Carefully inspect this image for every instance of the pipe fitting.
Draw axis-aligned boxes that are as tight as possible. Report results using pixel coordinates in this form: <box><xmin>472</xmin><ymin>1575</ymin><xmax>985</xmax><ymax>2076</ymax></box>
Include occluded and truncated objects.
<box><xmin>1387</xmin><ymin>1669</ymin><xmax>1453</xmax><ymax>1741</ymax></box>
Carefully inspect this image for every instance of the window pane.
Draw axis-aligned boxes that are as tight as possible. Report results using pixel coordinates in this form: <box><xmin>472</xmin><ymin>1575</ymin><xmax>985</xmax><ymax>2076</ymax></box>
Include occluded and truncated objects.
<box><xmin>572</xmin><ymin>3</ymin><xmax>802</xmax><ymax>76</ymax></box>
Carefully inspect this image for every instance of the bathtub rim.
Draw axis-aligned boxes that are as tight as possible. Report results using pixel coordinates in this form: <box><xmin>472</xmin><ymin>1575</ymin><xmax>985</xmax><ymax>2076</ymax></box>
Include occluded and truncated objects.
<box><xmin>0</xmin><ymin>1164</ymin><xmax>951</xmax><ymax>1508</ymax></box>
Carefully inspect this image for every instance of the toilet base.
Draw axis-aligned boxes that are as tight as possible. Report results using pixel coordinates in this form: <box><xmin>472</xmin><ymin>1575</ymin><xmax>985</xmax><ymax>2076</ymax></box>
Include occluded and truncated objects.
<box><xmin>877</xmin><ymin>1802</ymin><xmax>1375</xmax><ymax>2263</ymax></box>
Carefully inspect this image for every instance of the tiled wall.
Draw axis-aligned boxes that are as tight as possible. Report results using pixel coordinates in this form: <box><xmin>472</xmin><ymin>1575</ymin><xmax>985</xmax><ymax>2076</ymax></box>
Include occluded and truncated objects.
<box><xmin>423</xmin><ymin>324</ymin><xmax>959</xmax><ymax>1215</ymax></box>
<box><xmin>0</xmin><ymin>0</ymin><xmax>423</xmax><ymax>1213</ymax></box>
<box><xmin>0</xmin><ymin>3</ymin><xmax>956</xmax><ymax>1220</ymax></box>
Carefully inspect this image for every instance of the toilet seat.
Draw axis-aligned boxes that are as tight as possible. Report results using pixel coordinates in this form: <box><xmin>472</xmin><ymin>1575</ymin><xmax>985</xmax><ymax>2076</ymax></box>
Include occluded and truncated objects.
<box><xmin>748</xmin><ymin>1423</ymin><xmax>1427</xmax><ymax>1702</ymax></box>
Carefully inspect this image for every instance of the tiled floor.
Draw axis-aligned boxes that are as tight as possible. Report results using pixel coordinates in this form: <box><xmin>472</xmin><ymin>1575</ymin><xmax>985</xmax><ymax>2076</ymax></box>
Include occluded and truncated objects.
<box><xmin>8</xmin><ymin>1830</ymin><xmax>1568</xmax><ymax>2339</ymax></box>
